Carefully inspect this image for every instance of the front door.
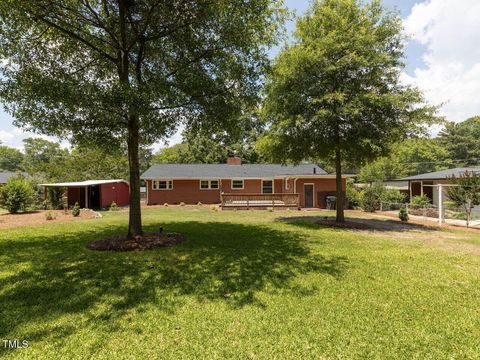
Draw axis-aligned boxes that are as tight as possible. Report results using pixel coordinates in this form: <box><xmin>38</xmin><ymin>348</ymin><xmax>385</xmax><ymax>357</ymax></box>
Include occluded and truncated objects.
<box><xmin>304</xmin><ymin>184</ymin><xmax>314</xmax><ymax>208</ymax></box>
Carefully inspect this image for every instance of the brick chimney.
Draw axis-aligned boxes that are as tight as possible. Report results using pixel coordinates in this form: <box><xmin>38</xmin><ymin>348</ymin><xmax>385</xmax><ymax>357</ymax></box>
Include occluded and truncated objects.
<box><xmin>226</xmin><ymin>156</ymin><xmax>242</xmax><ymax>165</ymax></box>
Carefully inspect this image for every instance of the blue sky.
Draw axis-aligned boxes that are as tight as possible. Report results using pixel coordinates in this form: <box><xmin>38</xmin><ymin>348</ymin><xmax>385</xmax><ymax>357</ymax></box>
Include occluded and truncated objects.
<box><xmin>1</xmin><ymin>0</ymin><xmax>479</xmax><ymax>150</ymax></box>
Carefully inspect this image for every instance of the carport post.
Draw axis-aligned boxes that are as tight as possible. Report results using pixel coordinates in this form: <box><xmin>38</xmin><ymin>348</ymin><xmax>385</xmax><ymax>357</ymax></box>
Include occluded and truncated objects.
<box><xmin>85</xmin><ymin>186</ymin><xmax>88</xmax><ymax>209</ymax></box>
<box><xmin>438</xmin><ymin>184</ymin><xmax>443</xmax><ymax>226</ymax></box>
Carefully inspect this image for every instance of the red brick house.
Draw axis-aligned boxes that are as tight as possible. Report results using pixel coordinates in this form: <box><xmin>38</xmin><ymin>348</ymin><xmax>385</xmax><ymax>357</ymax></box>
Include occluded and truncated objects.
<box><xmin>40</xmin><ymin>180</ymin><xmax>130</xmax><ymax>209</ymax></box>
<box><xmin>141</xmin><ymin>157</ymin><xmax>346</xmax><ymax>209</ymax></box>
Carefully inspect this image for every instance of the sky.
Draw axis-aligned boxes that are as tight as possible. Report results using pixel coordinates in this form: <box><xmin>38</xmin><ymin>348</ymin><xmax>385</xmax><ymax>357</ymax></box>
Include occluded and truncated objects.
<box><xmin>1</xmin><ymin>0</ymin><xmax>479</xmax><ymax>151</ymax></box>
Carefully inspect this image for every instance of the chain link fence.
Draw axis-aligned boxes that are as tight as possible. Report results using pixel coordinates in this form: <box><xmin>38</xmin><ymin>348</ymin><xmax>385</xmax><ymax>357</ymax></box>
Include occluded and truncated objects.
<box><xmin>380</xmin><ymin>201</ymin><xmax>480</xmax><ymax>228</ymax></box>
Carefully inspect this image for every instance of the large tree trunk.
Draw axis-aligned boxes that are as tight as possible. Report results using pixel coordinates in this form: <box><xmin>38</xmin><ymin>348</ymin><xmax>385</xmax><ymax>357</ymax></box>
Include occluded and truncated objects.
<box><xmin>335</xmin><ymin>148</ymin><xmax>345</xmax><ymax>223</ymax></box>
<box><xmin>127</xmin><ymin>116</ymin><xmax>143</xmax><ymax>238</ymax></box>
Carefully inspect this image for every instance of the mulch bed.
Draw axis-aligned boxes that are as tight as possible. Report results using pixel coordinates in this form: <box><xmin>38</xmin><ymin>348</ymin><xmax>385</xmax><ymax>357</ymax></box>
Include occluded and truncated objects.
<box><xmin>87</xmin><ymin>232</ymin><xmax>186</xmax><ymax>251</ymax></box>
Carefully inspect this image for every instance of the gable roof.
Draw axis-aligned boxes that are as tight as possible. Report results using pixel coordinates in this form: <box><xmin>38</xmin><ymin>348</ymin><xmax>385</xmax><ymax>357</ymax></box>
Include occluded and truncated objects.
<box><xmin>0</xmin><ymin>171</ymin><xmax>29</xmax><ymax>184</ymax></box>
<box><xmin>141</xmin><ymin>164</ymin><xmax>328</xmax><ymax>179</ymax></box>
<box><xmin>401</xmin><ymin>167</ymin><xmax>480</xmax><ymax>181</ymax></box>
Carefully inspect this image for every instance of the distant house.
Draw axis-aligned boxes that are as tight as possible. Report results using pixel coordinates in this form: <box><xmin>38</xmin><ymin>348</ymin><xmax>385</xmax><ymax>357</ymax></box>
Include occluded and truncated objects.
<box><xmin>402</xmin><ymin>167</ymin><xmax>480</xmax><ymax>205</ymax></box>
<box><xmin>40</xmin><ymin>180</ymin><xmax>130</xmax><ymax>209</ymax></box>
<box><xmin>0</xmin><ymin>171</ymin><xmax>29</xmax><ymax>185</ymax></box>
<box><xmin>141</xmin><ymin>157</ymin><xmax>347</xmax><ymax>209</ymax></box>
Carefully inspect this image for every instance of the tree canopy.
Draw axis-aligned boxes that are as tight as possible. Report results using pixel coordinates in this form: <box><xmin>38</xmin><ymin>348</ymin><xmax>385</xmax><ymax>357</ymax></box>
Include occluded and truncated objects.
<box><xmin>0</xmin><ymin>144</ymin><xmax>24</xmax><ymax>171</ymax></box>
<box><xmin>259</xmin><ymin>0</ymin><xmax>436</xmax><ymax>222</ymax></box>
<box><xmin>0</xmin><ymin>0</ymin><xmax>285</xmax><ymax>237</ymax></box>
<box><xmin>437</xmin><ymin>116</ymin><xmax>480</xmax><ymax>166</ymax></box>
<box><xmin>357</xmin><ymin>138</ymin><xmax>452</xmax><ymax>182</ymax></box>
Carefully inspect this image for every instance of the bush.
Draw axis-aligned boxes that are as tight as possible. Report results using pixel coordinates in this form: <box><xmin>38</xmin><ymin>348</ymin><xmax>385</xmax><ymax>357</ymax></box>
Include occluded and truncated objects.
<box><xmin>72</xmin><ymin>202</ymin><xmax>80</xmax><ymax>217</ymax></box>
<box><xmin>382</xmin><ymin>188</ymin><xmax>406</xmax><ymax>204</ymax></box>
<box><xmin>197</xmin><ymin>202</ymin><xmax>203</xmax><ymax>206</ymax></box>
<box><xmin>163</xmin><ymin>203</ymin><xmax>169</xmax><ymax>207</ymax></box>
<box><xmin>360</xmin><ymin>184</ymin><xmax>405</xmax><ymax>212</ymax></box>
<box><xmin>360</xmin><ymin>184</ymin><xmax>384</xmax><ymax>212</ymax></box>
<box><xmin>109</xmin><ymin>201</ymin><xmax>119</xmax><ymax>211</ymax></box>
<box><xmin>0</xmin><ymin>176</ymin><xmax>35</xmax><ymax>213</ymax></box>
<box><xmin>410</xmin><ymin>195</ymin><xmax>431</xmax><ymax>207</ymax></box>
<box><xmin>47</xmin><ymin>187</ymin><xmax>65</xmax><ymax>210</ymax></box>
<box><xmin>399</xmin><ymin>205</ymin><xmax>409</xmax><ymax>222</ymax></box>
<box><xmin>180</xmin><ymin>202</ymin><xmax>185</xmax><ymax>206</ymax></box>
<box><xmin>45</xmin><ymin>211</ymin><xmax>56</xmax><ymax>221</ymax></box>
<box><xmin>346</xmin><ymin>180</ymin><xmax>361</xmax><ymax>209</ymax></box>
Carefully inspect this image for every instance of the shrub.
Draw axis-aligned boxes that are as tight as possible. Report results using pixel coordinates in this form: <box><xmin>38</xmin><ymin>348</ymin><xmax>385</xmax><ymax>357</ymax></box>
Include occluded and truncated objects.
<box><xmin>45</xmin><ymin>211</ymin><xmax>56</xmax><ymax>221</ymax></box>
<box><xmin>197</xmin><ymin>202</ymin><xmax>203</xmax><ymax>206</ymax></box>
<box><xmin>47</xmin><ymin>187</ymin><xmax>65</xmax><ymax>210</ymax></box>
<box><xmin>0</xmin><ymin>176</ymin><xmax>35</xmax><ymax>213</ymax></box>
<box><xmin>346</xmin><ymin>180</ymin><xmax>361</xmax><ymax>209</ymax></box>
<box><xmin>398</xmin><ymin>205</ymin><xmax>409</xmax><ymax>222</ymax></box>
<box><xmin>210</xmin><ymin>205</ymin><xmax>218</xmax><ymax>211</ymax></box>
<box><xmin>163</xmin><ymin>203</ymin><xmax>169</xmax><ymax>207</ymax></box>
<box><xmin>72</xmin><ymin>202</ymin><xmax>80</xmax><ymax>217</ymax></box>
<box><xmin>360</xmin><ymin>184</ymin><xmax>384</xmax><ymax>212</ymax></box>
<box><xmin>109</xmin><ymin>201</ymin><xmax>119</xmax><ymax>211</ymax></box>
<box><xmin>382</xmin><ymin>188</ymin><xmax>405</xmax><ymax>204</ymax></box>
<box><xmin>410</xmin><ymin>195</ymin><xmax>431</xmax><ymax>207</ymax></box>
<box><xmin>180</xmin><ymin>202</ymin><xmax>185</xmax><ymax>206</ymax></box>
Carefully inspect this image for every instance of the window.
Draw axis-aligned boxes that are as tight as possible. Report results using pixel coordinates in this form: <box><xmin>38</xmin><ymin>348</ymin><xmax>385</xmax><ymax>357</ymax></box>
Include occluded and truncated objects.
<box><xmin>200</xmin><ymin>180</ymin><xmax>220</xmax><ymax>190</ymax></box>
<box><xmin>262</xmin><ymin>180</ymin><xmax>273</xmax><ymax>194</ymax></box>
<box><xmin>153</xmin><ymin>180</ymin><xmax>173</xmax><ymax>190</ymax></box>
<box><xmin>232</xmin><ymin>180</ymin><xmax>244</xmax><ymax>189</ymax></box>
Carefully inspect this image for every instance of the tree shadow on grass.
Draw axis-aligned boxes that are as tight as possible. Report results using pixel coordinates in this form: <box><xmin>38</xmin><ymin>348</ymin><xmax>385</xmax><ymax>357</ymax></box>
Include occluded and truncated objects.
<box><xmin>0</xmin><ymin>220</ymin><xmax>348</xmax><ymax>348</ymax></box>
<box><xmin>276</xmin><ymin>216</ymin><xmax>440</xmax><ymax>233</ymax></box>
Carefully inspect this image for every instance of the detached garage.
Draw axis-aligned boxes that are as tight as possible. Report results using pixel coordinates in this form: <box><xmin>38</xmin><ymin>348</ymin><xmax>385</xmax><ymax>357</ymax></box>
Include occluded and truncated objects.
<box><xmin>40</xmin><ymin>180</ymin><xmax>129</xmax><ymax>209</ymax></box>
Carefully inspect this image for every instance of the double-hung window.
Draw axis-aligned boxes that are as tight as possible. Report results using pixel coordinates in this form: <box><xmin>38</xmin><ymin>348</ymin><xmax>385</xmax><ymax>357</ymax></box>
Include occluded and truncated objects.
<box><xmin>262</xmin><ymin>180</ymin><xmax>273</xmax><ymax>194</ymax></box>
<box><xmin>152</xmin><ymin>180</ymin><xmax>173</xmax><ymax>190</ymax></box>
<box><xmin>200</xmin><ymin>180</ymin><xmax>220</xmax><ymax>190</ymax></box>
<box><xmin>232</xmin><ymin>180</ymin><xmax>244</xmax><ymax>189</ymax></box>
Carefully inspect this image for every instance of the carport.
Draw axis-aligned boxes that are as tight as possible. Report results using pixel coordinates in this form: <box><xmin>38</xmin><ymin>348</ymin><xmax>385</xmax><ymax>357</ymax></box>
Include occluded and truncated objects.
<box><xmin>40</xmin><ymin>179</ymin><xmax>130</xmax><ymax>209</ymax></box>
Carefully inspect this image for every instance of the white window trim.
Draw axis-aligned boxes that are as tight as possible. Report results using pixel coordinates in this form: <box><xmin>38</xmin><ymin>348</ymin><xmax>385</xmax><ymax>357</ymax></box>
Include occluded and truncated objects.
<box><xmin>152</xmin><ymin>179</ymin><xmax>173</xmax><ymax>190</ymax></box>
<box><xmin>199</xmin><ymin>180</ymin><xmax>220</xmax><ymax>190</ymax></box>
<box><xmin>231</xmin><ymin>179</ymin><xmax>244</xmax><ymax>190</ymax></box>
<box><xmin>261</xmin><ymin>179</ymin><xmax>274</xmax><ymax>194</ymax></box>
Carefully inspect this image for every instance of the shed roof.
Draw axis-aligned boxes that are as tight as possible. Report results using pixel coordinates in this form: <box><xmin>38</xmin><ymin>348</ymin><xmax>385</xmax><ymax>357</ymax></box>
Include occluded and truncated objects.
<box><xmin>39</xmin><ymin>179</ymin><xmax>128</xmax><ymax>187</ymax></box>
<box><xmin>141</xmin><ymin>163</ymin><xmax>329</xmax><ymax>179</ymax></box>
<box><xmin>0</xmin><ymin>171</ymin><xmax>29</xmax><ymax>184</ymax></box>
<box><xmin>401</xmin><ymin>167</ymin><xmax>480</xmax><ymax>181</ymax></box>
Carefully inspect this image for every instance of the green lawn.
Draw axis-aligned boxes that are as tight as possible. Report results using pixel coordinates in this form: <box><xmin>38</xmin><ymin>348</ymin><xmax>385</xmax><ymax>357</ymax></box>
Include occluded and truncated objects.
<box><xmin>1</xmin><ymin>207</ymin><xmax>479</xmax><ymax>359</ymax></box>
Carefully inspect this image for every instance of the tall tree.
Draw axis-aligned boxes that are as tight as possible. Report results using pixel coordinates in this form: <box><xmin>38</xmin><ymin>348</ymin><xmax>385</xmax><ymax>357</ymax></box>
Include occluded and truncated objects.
<box><xmin>437</xmin><ymin>116</ymin><xmax>480</xmax><ymax>166</ymax></box>
<box><xmin>0</xmin><ymin>144</ymin><xmax>24</xmax><ymax>171</ymax></box>
<box><xmin>358</xmin><ymin>138</ymin><xmax>452</xmax><ymax>182</ymax></box>
<box><xmin>22</xmin><ymin>137</ymin><xmax>69</xmax><ymax>180</ymax></box>
<box><xmin>0</xmin><ymin>1</ymin><xmax>284</xmax><ymax>237</ymax></box>
<box><xmin>259</xmin><ymin>0</ymin><xmax>436</xmax><ymax>222</ymax></box>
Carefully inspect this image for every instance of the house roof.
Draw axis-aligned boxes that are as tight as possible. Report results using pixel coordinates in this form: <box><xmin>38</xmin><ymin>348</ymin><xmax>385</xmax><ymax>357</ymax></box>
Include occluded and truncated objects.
<box><xmin>0</xmin><ymin>171</ymin><xmax>29</xmax><ymax>184</ymax></box>
<box><xmin>141</xmin><ymin>163</ymin><xmax>329</xmax><ymax>179</ymax></box>
<box><xmin>39</xmin><ymin>179</ymin><xmax>128</xmax><ymax>187</ymax></box>
<box><xmin>401</xmin><ymin>167</ymin><xmax>480</xmax><ymax>181</ymax></box>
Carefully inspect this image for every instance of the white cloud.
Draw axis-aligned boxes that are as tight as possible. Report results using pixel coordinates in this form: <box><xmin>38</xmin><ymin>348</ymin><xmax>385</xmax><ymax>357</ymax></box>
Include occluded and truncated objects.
<box><xmin>0</xmin><ymin>129</ymin><xmax>15</xmax><ymax>144</ymax></box>
<box><xmin>403</xmin><ymin>0</ymin><xmax>480</xmax><ymax>121</ymax></box>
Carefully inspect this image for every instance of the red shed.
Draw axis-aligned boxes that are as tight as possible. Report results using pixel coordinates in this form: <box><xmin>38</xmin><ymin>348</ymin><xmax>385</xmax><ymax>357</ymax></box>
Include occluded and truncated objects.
<box><xmin>40</xmin><ymin>180</ymin><xmax>130</xmax><ymax>209</ymax></box>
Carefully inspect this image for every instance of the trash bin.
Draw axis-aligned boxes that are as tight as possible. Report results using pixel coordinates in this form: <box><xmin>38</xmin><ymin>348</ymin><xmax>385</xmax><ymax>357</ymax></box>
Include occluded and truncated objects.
<box><xmin>326</xmin><ymin>196</ymin><xmax>337</xmax><ymax>210</ymax></box>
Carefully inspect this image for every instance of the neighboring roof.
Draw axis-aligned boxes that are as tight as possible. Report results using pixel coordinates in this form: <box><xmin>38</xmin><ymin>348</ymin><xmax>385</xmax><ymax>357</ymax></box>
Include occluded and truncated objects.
<box><xmin>141</xmin><ymin>164</ymin><xmax>329</xmax><ymax>179</ymax></box>
<box><xmin>383</xmin><ymin>180</ymin><xmax>409</xmax><ymax>190</ymax></box>
<box><xmin>401</xmin><ymin>167</ymin><xmax>480</xmax><ymax>181</ymax></box>
<box><xmin>39</xmin><ymin>179</ymin><xmax>128</xmax><ymax>187</ymax></box>
<box><xmin>0</xmin><ymin>171</ymin><xmax>29</xmax><ymax>184</ymax></box>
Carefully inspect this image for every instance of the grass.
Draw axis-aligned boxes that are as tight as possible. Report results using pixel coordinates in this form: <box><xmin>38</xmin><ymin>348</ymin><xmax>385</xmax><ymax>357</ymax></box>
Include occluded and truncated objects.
<box><xmin>1</xmin><ymin>207</ymin><xmax>479</xmax><ymax>359</ymax></box>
